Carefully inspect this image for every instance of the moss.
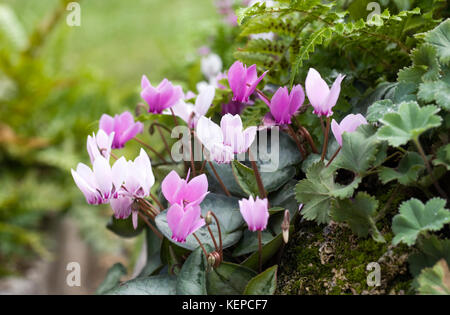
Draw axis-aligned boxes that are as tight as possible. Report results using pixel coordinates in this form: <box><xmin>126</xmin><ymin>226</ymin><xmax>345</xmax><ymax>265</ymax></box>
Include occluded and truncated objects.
<box><xmin>277</xmin><ymin>221</ymin><xmax>412</xmax><ymax>295</ymax></box>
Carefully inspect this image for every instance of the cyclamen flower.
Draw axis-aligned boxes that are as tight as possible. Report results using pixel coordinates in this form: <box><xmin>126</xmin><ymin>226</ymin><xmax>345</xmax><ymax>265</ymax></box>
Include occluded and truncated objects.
<box><xmin>87</xmin><ymin>129</ymin><xmax>114</xmax><ymax>164</ymax></box>
<box><xmin>196</xmin><ymin>114</ymin><xmax>257</xmax><ymax>164</ymax></box>
<box><xmin>110</xmin><ymin>149</ymin><xmax>155</xmax><ymax>228</ymax></box>
<box><xmin>331</xmin><ymin>114</ymin><xmax>368</xmax><ymax>146</ymax></box>
<box><xmin>228</xmin><ymin>61</ymin><xmax>268</xmax><ymax>103</ymax></box>
<box><xmin>171</xmin><ymin>85</ymin><xmax>215</xmax><ymax>128</ymax></box>
<box><xmin>162</xmin><ymin>170</ymin><xmax>209</xmax><ymax>207</ymax></box>
<box><xmin>305</xmin><ymin>68</ymin><xmax>345</xmax><ymax>117</ymax></box>
<box><xmin>265</xmin><ymin>85</ymin><xmax>305</xmax><ymax>125</ymax></box>
<box><xmin>71</xmin><ymin>155</ymin><xmax>123</xmax><ymax>205</ymax></box>
<box><xmin>239</xmin><ymin>196</ymin><xmax>269</xmax><ymax>231</ymax></box>
<box><xmin>141</xmin><ymin>75</ymin><xmax>183</xmax><ymax>114</ymax></box>
<box><xmin>167</xmin><ymin>203</ymin><xmax>205</xmax><ymax>243</ymax></box>
<box><xmin>99</xmin><ymin>111</ymin><xmax>143</xmax><ymax>149</ymax></box>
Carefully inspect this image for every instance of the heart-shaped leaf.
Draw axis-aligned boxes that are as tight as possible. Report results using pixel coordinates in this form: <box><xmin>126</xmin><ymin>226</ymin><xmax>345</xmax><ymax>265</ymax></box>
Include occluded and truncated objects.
<box><xmin>206</xmin><ymin>262</ymin><xmax>257</xmax><ymax>295</ymax></box>
<box><xmin>138</xmin><ymin>227</ymin><xmax>163</xmax><ymax>278</ymax></box>
<box><xmin>155</xmin><ymin>193</ymin><xmax>244</xmax><ymax>251</ymax></box>
<box><xmin>104</xmin><ymin>274</ymin><xmax>177</xmax><ymax>295</ymax></box>
<box><xmin>176</xmin><ymin>246</ymin><xmax>210</xmax><ymax>295</ymax></box>
<box><xmin>96</xmin><ymin>263</ymin><xmax>127</xmax><ymax>295</ymax></box>
<box><xmin>106</xmin><ymin>215</ymin><xmax>145</xmax><ymax>238</ymax></box>
<box><xmin>244</xmin><ymin>265</ymin><xmax>278</xmax><ymax>295</ymax></box>
<box><xmin>392</xmin><ymin>198</ymin><xmax>450</xmax><ymax>246</ymax></box>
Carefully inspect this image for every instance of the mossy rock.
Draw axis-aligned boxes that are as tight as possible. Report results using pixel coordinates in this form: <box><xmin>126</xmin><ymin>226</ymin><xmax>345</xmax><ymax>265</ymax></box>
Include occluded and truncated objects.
<box><xmin>276</xmin><ymin>221</ymin><xmax>413</xmax><ymax>295</ymax></box>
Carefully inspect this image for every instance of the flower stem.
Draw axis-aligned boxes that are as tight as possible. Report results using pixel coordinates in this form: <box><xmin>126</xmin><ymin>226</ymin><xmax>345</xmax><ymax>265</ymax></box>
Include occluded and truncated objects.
<box><xmin>248</xmin><ymin>149</ymin><xmax>267</xmax><ymax>199</ymax></box>
<box><xmin>169</xmin><ymin>108</ymin><xmax>179</xmax><ymax>127</ymax></box>
<box><xmin>413</xmin><ymin>138</ymin><xmax>447</xmax><ymax>199</ymax></box>
<box><xmin>208</xmin><ymin>161</ymin><xmax>231</xmax><ymax>197</ymax></box>
<box><xmin>298</xmin><ymin>126</ymin><xmax>318</xmax><ymax>153</ymax></box>
<box><xmin>193</xmin><ymin>233</ymin><xmax>209</xmax><ymax>258</ymax></box>
<box><xmin>208</xmin><ymin>211</ymin><xmax>223</xmax><ymax>257</ymax></box>
<box><xmin>155</xmin><ymin>124</ymin><xmax>174</xmax><ymax>162</ymax></box>
<box><xmin>133</xmin><ymin>137</ymin><xmax>168</xmax><ymax>163</ymax></box>
<box><xmin>320</xmin><ymin>117</ymin><xmax>331</xmax><ymax>162</ymax></box>
<box><xmin>287</xmin><ymin>125</ymin><xmax>306</xmax><ymax>159</ymax></box>
<box><xmin>326</xmin><ymin>146</ymin><xmax>341</xmax><ymax>167</ymax></box>
<box><xmin>150</xmin><ymin>193</ymin><xmax>163</xmax><ymax>210</ymax></box>
<box><xmin>258</xmin><ymin>230</ymin><xmax>262</xmax><ymax>273</ymax></box>
<box><xmin>189</xmin><ymin>129</ymin><xmax>197</xmax><ymax>177</ymax></box>
<box><xmin>138</xmin><ymin>212</ymin><xmax>163</xmax><ymax>240</ymax></box>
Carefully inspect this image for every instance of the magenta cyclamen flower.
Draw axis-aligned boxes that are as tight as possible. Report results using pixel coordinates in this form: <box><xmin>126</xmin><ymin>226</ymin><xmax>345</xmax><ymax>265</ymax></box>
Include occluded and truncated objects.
<box><xmin>167</xmin><ymin>203</ymin><xmax>205</xmax><ymax>243</ymax></box>
<box><xmin>141</xmin><ymin>75</ymin><xmax>183</xmax><ymax>114</ymax></box>
<box><xmin>196</xmin><ymin>114</ymin><xmax>257</xmax><ymax>164</ymax></box>
<box><xmin>71</xmin><ymin>155</ymin><xmax>121</xmax><ymax>205</ymax></box>
<box><xmin>99</xmin><ymin>111</ymin><xmax>143</xmax><ymax>149</ymax></box>
<box><xmin>228</xmin><ymin>61</ymin><xmax>268</xmax><ymax>103</ymax></box>
<box><xmin>239</xmin><ymin>196</ymin><xmax>269</xmax><ymax>232</ymax></box>
<box><xmin>305</xmin><ymin>68</ymin><xmax>345</xmax><ymax>117</ymax></box>
<box><xmin>110</xmin><ymin>149</ymin><xmax>155</xmax><ymax>228</ymax></box>
<box><xmin>265</xmin><ymin>85</ymin><xmax>305</xmax><ymax>125</ymax></box>
<box><xmin>162</xmin><ymin>170</ymin><xmax>209</xmax><ymax>207</ymax></box>
<box><xmin>87</xmin><ymin>129</ymin><xmax>114</xmax><ymax>164</ymax></box>
<box><xmin>331</xmin><ymin>114</ymin><xmax>368</xmax><ymax>146</ymax></box>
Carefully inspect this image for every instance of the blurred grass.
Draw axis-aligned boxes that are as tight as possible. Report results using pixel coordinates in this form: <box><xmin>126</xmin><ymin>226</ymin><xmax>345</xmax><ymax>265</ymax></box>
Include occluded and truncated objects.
<box><xmin>4</xmin><ymin>0</ymin><xmax>217</xmax><ymax>87</ymax></box>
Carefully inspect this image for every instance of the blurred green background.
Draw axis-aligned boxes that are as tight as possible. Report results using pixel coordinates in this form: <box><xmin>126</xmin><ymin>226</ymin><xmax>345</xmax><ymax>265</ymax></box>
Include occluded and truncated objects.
<box><xmin>0</xmin><ymin>0</ymin><xmax>218</xmax><ymax>284</ymax></box>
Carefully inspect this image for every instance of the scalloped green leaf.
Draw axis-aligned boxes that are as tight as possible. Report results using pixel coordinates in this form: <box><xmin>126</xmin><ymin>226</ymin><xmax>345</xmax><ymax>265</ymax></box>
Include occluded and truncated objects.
<box><xmin>331</xmin><ymin>192</ymin><xmax>385</xmax><ymax>242</ymax></box>
<box><xmin>377</xmin><ymin>101</ymin><xmax>442</xmax><ymax>146</ymax></box>
<box><xmin>392</xmin><ymin>198</ymin><xmax>450</xmax><ymax>246</ymax></box>
<box><xmin>417</xmin><ymin>259</ymin><xmax>450</xmax><ymax>295</ymax></box>
<box><xmin>433</xmin><ymin>144</ymin><xmax>450</xmax><ymax>170</ymax></box>
<box><xmin>244</xmin><ymin>265</ymin><xmax>278</xmax><ymax>295</ymax></box>
<box><xmin>295</xmin><ymin>162</ymin><xmax>361</xmax><ymax>224</ymax></box>
<box><xmin>333</xmin><ymin>124</ymin><xmax>381</xmax><ymax>175</ymax></box>
<box><xmin>155</xmin><ymin>193</ymin><xmax>244</xmax><ymax>251</ymax></box>
<box><xmin>418</xmin><ymin>73</ymin><xmax>450</xmax><ymax>111</ymax></box>
<box><xmin>424</xmin><ymin>19</ymin><xmax>450</xmax><ymax>66</ymax></box>
<box><xmin>366</xmin><ymin>100</ymin><xmax>399</xmax><ymax>123</ymax></box>
<box><xmin>378</xmin><ymin>152</ymin><xmax>425</xmax><ymax>185</ymax></box>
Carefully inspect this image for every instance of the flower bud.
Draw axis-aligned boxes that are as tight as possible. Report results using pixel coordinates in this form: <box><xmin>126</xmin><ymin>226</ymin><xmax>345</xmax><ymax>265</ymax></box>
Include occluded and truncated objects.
<box><xmin>205</xmin><ymin>211</ymin><xmax>213</xmax><ymax>225</ymax></box>
<box><xmin>281</xmin><ymin>210</ymin><xmax>290</xmax><ymax>244</ymax></box>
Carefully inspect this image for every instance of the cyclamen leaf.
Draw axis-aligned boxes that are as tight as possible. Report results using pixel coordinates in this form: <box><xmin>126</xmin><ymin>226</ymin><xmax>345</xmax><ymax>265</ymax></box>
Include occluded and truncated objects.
<box><xmin>104</xmin><ymin>274</ymin><xmax>177</xmax><ymax>295</ymax></box>
<box><xmin>96</xmin><ymin>263</ymin><xmax>127</xmax><ymax>295</ymax></box>
<box><xmin>206</xmin><ymin>262</ymin><xmax>257</xmax><ymax>295</ymax></box>
<box><xmin>331</xmin><ymin>192</ymin><xmax>385</xmax><ymax>242</ymax></box>
<box><xmin>377</xmin><ymin>101</ymin><xmax>442</xmax><ymax>146</ymax></box>
<box><xmin>231</xmin><ymin>160</ymin><xmax>260</xmax><ymax>197</ymax></box>
<box><xmin>424</xmin><ymin>19</ymin><xmax>450</xmax><ymax>66</ymax></box>
<box><xmin>295</xmin><ymin>162</ymin><xmax>361</xmax><ymax>224</ymax></box>
<box><xmin>417</xmin><ymin>259</ymin><xmax>450</xmax><ymax>295</ymax></box>
<box><xmin>244</xmin><ymin>265</ymin><xmax>278</xmax><ymax>295</ymax></box>
<box><xmin>378</xmin><ymin>152</ymin><xmax>425</xmax><ymax>185</ymax></box>
<box><xmin>176</xmin><ymin>246</ymin><xmax>209</xmax><ymax>295</ymax></box>
<box><xmin>333</xmin><ymin>124</ymin><xmax>381</xmax><ymax>175</ymax></box>
<box><xmin>392</xmin><ymin>198</ymin><xmax>450</xmax><ymax>246</ymax></box>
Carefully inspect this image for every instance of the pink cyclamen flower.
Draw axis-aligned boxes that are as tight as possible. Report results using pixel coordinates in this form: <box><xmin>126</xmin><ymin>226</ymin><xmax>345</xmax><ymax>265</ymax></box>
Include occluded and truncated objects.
<box><xmin>239</xmin><ymin>196</ymin><xmax>269</xmax><ymax>231</ymax></box>
<box><xmin>141</xmin><ymin>75</ymin><xmax>183</xmax><ymax>114</ymax></box>
<box><xmin>305</xmin><ymin>68</ymin><xmax>345</xmax><ymax>117</ymax></box>
<box><xmin>167</xmin><ymin>203</ymin><xmax>205</xmax><ymax>243</ymax></box>
<box><xmin>87</xmin><ymin>129</ymin><xmax>114</xmax><ymax>164</ymax></box>
<box><xmin>162</xmin><ymin>170</ymin><xmax>209</xmax><ymax>207</ymax></box>
<box><xmin>71</xmin><ymin>155</ymin><xmax>123</xmax><ymax>205</ymax></box>
<box><xmin>331</xmin><ymin>114</ymin><xmax>368</xmax><ymax>146</ymax></box>
<box><xmin>171</xmin><ymin>85</ymin><xmax>215</xmax><ymax>128</ymax></box>
<box><xmin>228</xmin><ymin>61</ymin><xmax>268</xmax><ymax>103</ymax></box>
<box><xmin>196</xmin><ymin>114</ymin><xmax>257</xmax><ymax>164</ymax></box>
<box><xmin>110</xmin><ymin>149</ymin><xmax>155</xmax><ymax>229</ymax></box>
<box><xmin>99</xmin><ymin>111</ymin><xmax>143</xmax><ymax>149</ymax></box>
<box><xmin>265</xmin><ymin>85</ymin><xmax>305</xmax><ymax>125</ymax></box>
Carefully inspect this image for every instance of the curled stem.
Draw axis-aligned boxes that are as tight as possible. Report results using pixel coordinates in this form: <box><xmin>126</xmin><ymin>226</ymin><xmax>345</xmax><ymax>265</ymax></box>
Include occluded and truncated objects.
<box><xmin>193</xmin><ymin>233</ymin><xmax>209</xmax><ymax>258</ymax></box>
<box><xmin>150</xmin><ymin>193</ymin><xmax>163</xmax><ymax>210</ymax></box>
<box><xmin>208</xmin><ymin>211</ymin><xmax>223</xmax><ymax>257</ymax></box>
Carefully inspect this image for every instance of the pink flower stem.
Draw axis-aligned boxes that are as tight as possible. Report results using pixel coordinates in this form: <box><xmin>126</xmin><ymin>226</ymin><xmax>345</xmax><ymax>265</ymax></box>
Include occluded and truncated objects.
<box><xmin>287</xmin><ymin>125</ymin><xmax>306</xmax><ymax>159</ymax></box>
<box><xmin>258</xmin><ymin>230</ymin><xmax>262</xmax><ymax>273</ymax></box>
<box><xmin>133</xmin><ymin>137</ymin><xmax>168</xmax><ymax>163</ymax></box>
<box><xmin>248</xmin><ymin>149</ymin><xmax>267</xmax><ymax>199</ymax></box>
<box><xmin>193</xmin><ymin>233</ymin><xmax>209</xmax><ymax>258</ymax></box>
<box><xmin>255</xmin><ymin>88</ymin><xmax>271</xmax><ymax>105</ymax></box>
<box><xmin>155</xmin><ymin>124</ymin><xmax>174</xmax><ymax>162</ymax></box>
<box><xmin>208</xmin><ymin>161</ymin><xmax>232</xmax><ymax>197</ymax></box>
<box><xmin>326</xmin><ymin>146</ymin><xmax>341</xmax><ymax>167</ymax></box>
<box><xmin>110</xmin><ymin>152</ymin><xmax>119</xmax><ymax>161</ymax></box>
<box><xmin>199</xmin><ymin>159</ymin><xmax>207</xmax><ymax>174</ymax></box>
<box><xmin>320</xmin><ymin>117</ymin><xmax>331</xmax><ymax>162</ymax></box>
<box><xmin>138</xmin><ymin>212</ymin><xmax>163</xmax><ymax>240</ymax></box>
<box><xmin>169</xmin><ymin>108</ymin><xmax>179</xmax><ymax>127</ymax></box>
